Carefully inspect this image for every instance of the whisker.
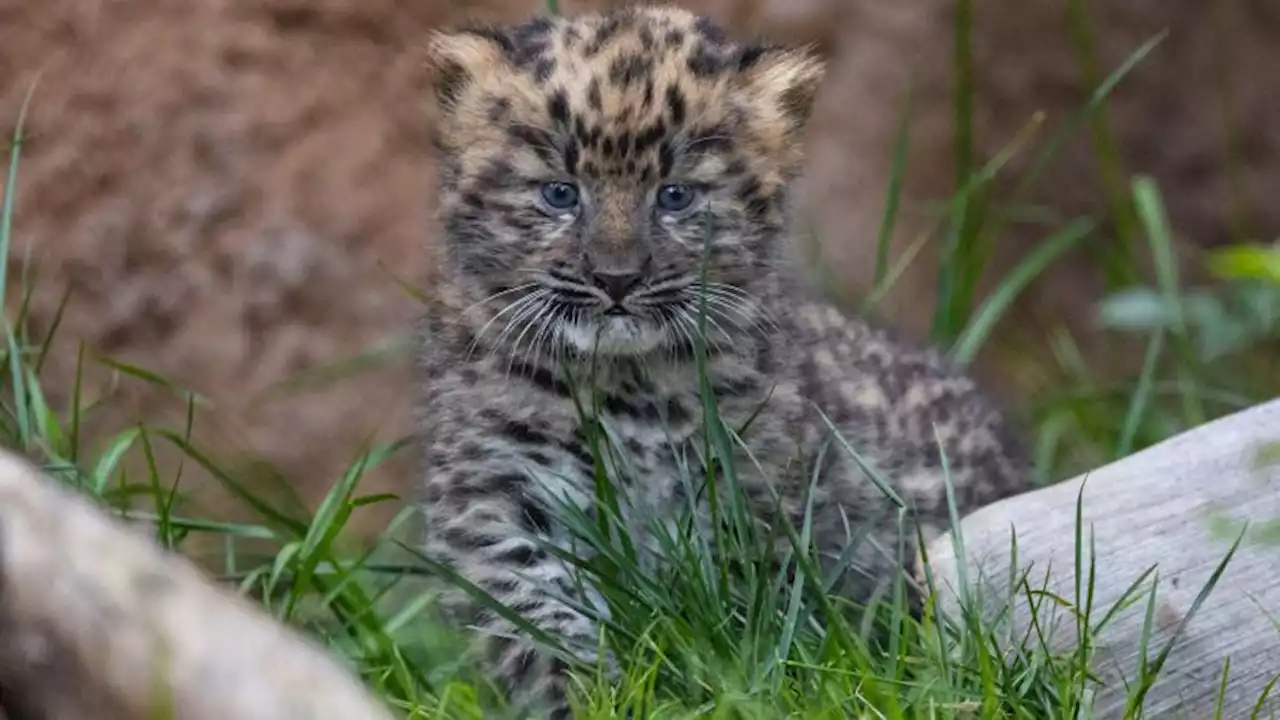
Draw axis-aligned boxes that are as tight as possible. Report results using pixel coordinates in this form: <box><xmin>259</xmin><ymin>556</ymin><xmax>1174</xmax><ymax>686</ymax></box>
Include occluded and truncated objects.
<box><xmin>702</xmin><ymin>281</ymin><xmax>758</xmax><ymax>303</ymax></box>
<box><xmin>461</xmin><ymin>282</ymin><xmax>538</xmax><ymax>314</ymax></box>
<box><xmin>523</xmin><ymin>301</ymin><xmax>562</xmax><ymax>371</ymax></box>
<box><xmin>675</xmin><ymin>304</ymin><xmax>724</xmax><ymax>355</ymax></box>
<box><xmin>466</xmin><ymin>290</ymin><xmax>548</xmax><ymax>360</ymax></box>
<box><xmin>680</xmin><ymin>287</ymin><xmax>769</xmax><ymax>337</ymax></box>
<box><xmin>504</xmin><ymin>299</ymin><xmax>553</xmax><ymax>376</ymax></box>
<box><xmin>666</xmin><ymin>308</ymin><xmax>699</xmax><ymax>357</ymax></box>
<box><xmin>554</xmin><ymin>307</ymin><xmax>579</xmax><ymax>367</ymax></box>
<box><xmin>681</xmin><ymin>133</ymin><xmax>735</xmax><ymax>154</ymax></box>
<box><xmin>703</xmin><ymin>283</ymin><xmax>779</xmax><ymax>331</ymax></box>
<box><xmin>697</xmin><ymin>308</ymin><xmax>734</xmax><ymax>351</ymax></box>
<box><xmin>690</xmin><ymin>292</ymin><xmax>753</xmax><ymax>327</ymax></box>
<box><xmin>487</xmin><ymin>294</ymin><xmax>548</xmax><ymax>364</ymax></box>
<box><xmin>641</xmin><ymin>275</ymin><xmax>696</xmax><ymax>296</ymax></box>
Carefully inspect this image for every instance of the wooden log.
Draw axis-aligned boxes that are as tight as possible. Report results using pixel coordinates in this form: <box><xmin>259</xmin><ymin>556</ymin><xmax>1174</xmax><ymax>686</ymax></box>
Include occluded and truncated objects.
<box><xmin>923</xmin><ymin>398</ymin><xmax>1280</xmax><ymax>717</ymax></box>
<box><xmin>0</xmin><ymin>450</ymin><xmax>394</xmax><ymax>720</ymax></box>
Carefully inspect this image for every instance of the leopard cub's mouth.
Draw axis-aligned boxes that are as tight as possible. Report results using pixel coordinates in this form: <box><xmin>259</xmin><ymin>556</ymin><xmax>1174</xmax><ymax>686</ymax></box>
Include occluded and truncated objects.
<box><xmin>559</xmin><ymin>308</ymin><xmax>667</xmax><ymax>357</ymax></box>
<box><xmin>517</xmin><ymin>267</ymin><xmax>748</xmax><ymax>358</ymax></box>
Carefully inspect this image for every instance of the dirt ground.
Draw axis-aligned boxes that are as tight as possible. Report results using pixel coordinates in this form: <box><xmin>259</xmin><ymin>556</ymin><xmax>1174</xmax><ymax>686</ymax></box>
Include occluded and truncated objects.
<box><xmin>1</xmin><ymin>0</ymin><xmax>1277</xmax><ymax>543</ymax></box>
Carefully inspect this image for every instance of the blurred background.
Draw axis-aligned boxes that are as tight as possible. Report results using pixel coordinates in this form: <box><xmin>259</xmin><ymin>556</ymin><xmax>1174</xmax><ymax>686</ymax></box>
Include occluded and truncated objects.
<box><xmin>1</xmin><ymin>0</ymin><xmax>1278</xmax><ymax>549</ymax></box>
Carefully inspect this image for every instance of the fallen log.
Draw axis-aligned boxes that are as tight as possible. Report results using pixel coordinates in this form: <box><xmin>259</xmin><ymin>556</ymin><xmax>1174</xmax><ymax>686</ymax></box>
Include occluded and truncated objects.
<box><xmin>924</xmin><ymin>398</ymin><xmax>1280</xmax><ymax>717</ymax></box>
<box><xmin>0</xmin><ymin>450</ymin><xmax>394</xmax><ymax>720</ymax></box>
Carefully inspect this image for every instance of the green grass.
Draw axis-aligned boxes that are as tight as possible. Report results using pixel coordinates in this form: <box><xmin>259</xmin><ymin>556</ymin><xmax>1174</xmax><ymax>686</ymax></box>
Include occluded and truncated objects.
<box><xmin>4</xmin><ymin>2</ymin><xmax>1280</xmax><ymax>718</ymax></box>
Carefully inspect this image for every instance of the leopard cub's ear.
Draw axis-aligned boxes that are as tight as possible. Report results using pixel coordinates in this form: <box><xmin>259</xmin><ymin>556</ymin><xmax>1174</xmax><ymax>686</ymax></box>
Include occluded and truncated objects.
<box><xmin>734</xmin><ymin>43</ymin><xmax>826</xmax><ymax>134</ymax></box>
<box><xmin>426</xmin><ymin>27</ymin><xmax>514</xmax><ymax>111</ymax></box>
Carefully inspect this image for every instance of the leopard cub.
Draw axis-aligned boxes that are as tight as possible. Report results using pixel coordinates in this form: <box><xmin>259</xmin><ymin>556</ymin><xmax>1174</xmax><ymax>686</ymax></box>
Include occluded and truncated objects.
<box><xmin>417</xmin><ymin>5</ymin><xmax>1030</xmax><ymax>716</ymax></box>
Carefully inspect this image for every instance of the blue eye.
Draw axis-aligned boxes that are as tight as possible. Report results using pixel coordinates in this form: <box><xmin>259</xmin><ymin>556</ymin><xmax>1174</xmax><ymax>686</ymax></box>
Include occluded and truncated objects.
<box><xmin>540</xmin><ymin>181</ymin><xmax>580</xmax><ymax>211</ymax></box>
<box><xmin>656</xmin><ymin>183</ymin><xmax>697</xmax><ymax>212</ymax></box>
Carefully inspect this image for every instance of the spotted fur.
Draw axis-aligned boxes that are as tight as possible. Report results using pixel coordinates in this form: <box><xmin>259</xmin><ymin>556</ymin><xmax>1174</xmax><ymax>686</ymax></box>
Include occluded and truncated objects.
<box><xmin>417</xmin><ymin>6</ymin><xmax>1030</xmax><ymax>716</ymax></box>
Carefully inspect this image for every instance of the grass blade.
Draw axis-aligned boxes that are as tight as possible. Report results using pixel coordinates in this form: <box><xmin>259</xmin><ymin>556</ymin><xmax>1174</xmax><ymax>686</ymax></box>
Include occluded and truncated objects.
<box><xmin>951</xmin><ymin>218</ymin><xmax>1094</xmax><ymax>365</ymax></box>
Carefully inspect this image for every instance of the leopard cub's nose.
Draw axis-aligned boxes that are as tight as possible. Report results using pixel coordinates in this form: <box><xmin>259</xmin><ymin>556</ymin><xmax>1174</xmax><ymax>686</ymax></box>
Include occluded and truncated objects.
<box><xmin>589</xmin><ymin>270</ymin><xmax>644</xmax><ymax>302</ymax></box>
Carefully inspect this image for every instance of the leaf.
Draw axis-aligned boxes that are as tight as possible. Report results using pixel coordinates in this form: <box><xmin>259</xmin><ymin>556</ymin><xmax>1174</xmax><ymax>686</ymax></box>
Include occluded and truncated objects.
<box><xmin>1207</xmin><ymin>244</ymin><xmax>1280</xmax><ymax>284</ymax></box>
<box><xmin>1096</xmin><ymin>287</ymin><xmax>1176</xmax><ymax>331</ymax></box>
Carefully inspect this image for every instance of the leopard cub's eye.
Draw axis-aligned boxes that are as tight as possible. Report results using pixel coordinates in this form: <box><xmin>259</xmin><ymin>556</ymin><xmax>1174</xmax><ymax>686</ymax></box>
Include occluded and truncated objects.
<box><xmin>540</xmin><ymin>181</ymin><xmax>580</xmax><ymax>211</ymax></box>
<box><xmin>656</xmin><ymin>183</ymin><xmax>697</xmax><ymax>213</ymax></box>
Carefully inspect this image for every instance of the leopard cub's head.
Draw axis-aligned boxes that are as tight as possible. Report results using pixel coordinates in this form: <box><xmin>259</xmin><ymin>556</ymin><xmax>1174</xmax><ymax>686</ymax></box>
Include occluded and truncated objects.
<box><xmin>428</xmin><ymin>5</ymin><xmax>823</xmax><ymax>359</ymax></box>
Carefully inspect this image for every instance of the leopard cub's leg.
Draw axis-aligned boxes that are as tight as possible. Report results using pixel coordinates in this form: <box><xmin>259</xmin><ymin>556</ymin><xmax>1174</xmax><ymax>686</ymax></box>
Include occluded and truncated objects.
<box><xmin>422</xmin><ymin>463</ymin><xmax>605</xmax><ymax>718</ymax></box>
